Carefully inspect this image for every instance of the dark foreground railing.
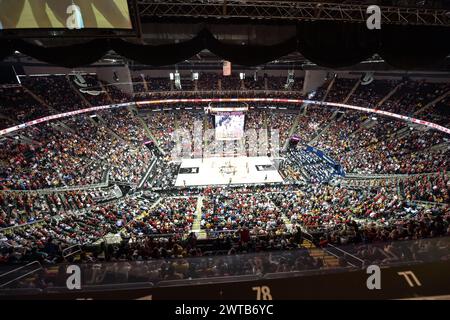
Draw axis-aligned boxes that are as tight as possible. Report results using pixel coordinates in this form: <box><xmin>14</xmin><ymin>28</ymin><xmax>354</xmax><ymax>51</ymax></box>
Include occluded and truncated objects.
<box><xmin>0</xmin><ymin>236</ymin><xmax>449</xmax><ymax>299</ymax></box>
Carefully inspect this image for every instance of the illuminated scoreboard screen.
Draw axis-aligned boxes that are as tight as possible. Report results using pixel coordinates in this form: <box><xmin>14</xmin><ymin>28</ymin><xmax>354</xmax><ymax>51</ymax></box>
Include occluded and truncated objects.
<box><xmin>0</xmin><ymin>0</ymin><xmax>132</xmax><ymax>29</ymax></box>
<box><xmin>214</xmin><ymin>112</ymin><xmax>245</xmax><ymax>141</ymax></box>
<box><xmin>0</xmin><ymin>0</ymin><xmax>138</xmax><ymax>37</ymax></box>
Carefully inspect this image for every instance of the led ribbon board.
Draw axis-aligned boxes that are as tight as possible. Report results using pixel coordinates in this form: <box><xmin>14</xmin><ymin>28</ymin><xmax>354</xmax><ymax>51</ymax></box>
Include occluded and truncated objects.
<box><xmin>1</xmin><ymin>98</ymin><xmax>449</xmax><ymax>136</ymax></box>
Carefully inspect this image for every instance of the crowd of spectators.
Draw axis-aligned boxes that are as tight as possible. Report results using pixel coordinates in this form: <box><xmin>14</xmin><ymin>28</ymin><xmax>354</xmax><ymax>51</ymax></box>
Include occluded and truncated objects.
<box><xmin>0</xmin><ymin>124</ymin><xmax>105</xmax><ymax>190</ymax></box>
<box><xmin>350</xmin><ymin>79</ymin><xmax>399</xmax><ymax>108</ymax></box>
<box><xmin>266</xmin><ymin>109</ymin><xmax>296</xmax><ymax>147</ymax></box>
<box><xmin>21</xmin><ymin>75</ymin><xmax>89</xmax><ymax>113</ymax></box>
<box><xmin>293</xmin><ymin>78</ymin><xmax>450</xmax><ymax>175</ymax></box>
<box><xmin>145</xmin><ymin>111</ymin><xmax>177</xmax><ymax>153</ymax></box>
<box><xmin>1</xmin><ymin>74</ymin><xmax>449</xmax><ymax>285</ymax></box>
<box><xmin>99</xmin><ymin>109</ymin><xmax>148</xmax><ymax>145</ymax></box>
<box><xmin>75</xmin><ymin>183</ymin><xmax>450</xmax><ymax>256</ymax></box>
<box><xmin>0</xmin><ymin>86</ymin><xmax>51</xmax><ymax>129</ymax></box>
<box><xmin>402</xmin><ymin>173</ymin><xmax>449</xmax><ymax>203</ymax></box>
<box><xmin>133</xmin><ymin>90</ymin><xmax>306</xmax><ymax>102</ymax></box>
<box><xmin>336</xmin><ymin>125</ymin><xmax>450</xmax><ymax>175</ymax></box>
<box><xmin>291</xmin><ymin>105</ymin><xmax>334</xmax><ymax>143</ymax></box>
<box><xmin>201</xmin><ymin>190</ymin><xmax>285</xmax><ymax>234</ymax></box>
<box><xmin>76</xmin><ymin>113</ymin><xmax>152</xmax><ymax>185</ymax></box>
<box><xmin>124</xmin><ymin>197</ymin><xmax>197</xmax><ymax>236</ymax></box>
<box><xmin>425</xmin><ymin>94</ymin><xmax>450</xmax><ymax>126</ymax></box>
<box><xmin>0</xmin><ymin>109</ymin><xmax>155</xmax><ymax>190</ymax></box>
<box><xmin>2</xmin><ymin>97</ymin><xmax>447</xmax><ymax>192</ymax></box>
<box><xmin>381</xmin><ymin>80</ymin><xmax>449</xmax><ymax>116</ymax></box>
<box><xmin>131</xmin><ymin>73</ymin><xmax>305</xmax><ymax>93</ymax></box>
<box><xmin>282</xmin><ymin>148</ymin><xmax>339</xmax><ymax>183</ymax></box>
<box><xmin>269</xmin><ymin>185</ymin><xmax>450</xmax><ymax>247</ymax></box>
<box><xmin>1</xmin><ymin>181</ymin><xmax>449</xmax><ymax>287</ymax></box>
<box><xmin>147</xmin><ymin>77</ymin><xmax>172</xmax><ymax>92</ymax></box>
<box><xmin>311</xmin><ymin>111</ymin><xmax>363</xmax><ymax>159</ymax></box>
<box><xmin>0</xmin><ymin>191</ymin><xmax>95</xmax><ymax>229</ymax></box>
<box><xmin>100</xmin><ymin>80</ymin><xmax>132</xmax><ymax>104</ymax></box>
<box><xmin>132</xmin><ymin>76</ymin><xmax>146</xmax><ymax>93</ymax></box>
<box><xmin>325</xmin><ymin>78</ymin><xmax>358</xmax><ymax>103</ymax></box>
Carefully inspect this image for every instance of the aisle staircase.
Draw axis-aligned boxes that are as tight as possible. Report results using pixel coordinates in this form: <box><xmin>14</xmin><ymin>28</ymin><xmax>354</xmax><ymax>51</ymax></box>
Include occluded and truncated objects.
<box><xmin>413</xmin><ymin>89</ymin><xmax>450</xmax><ymax>115</ymax></box>
<box><xmin>99</xmin><ymin>82</ymin><xmax>113</xmax><ymax>104</ymax></box>
<box><xmin>119</xmin><ymin>197</ymin><xmax>162</xmax><ymax>234</ymax></box>
<box><xmin>127</xmin><ymin>105</ymin><xmax>161</xmax><ymax>146</ymax></box>
<box><xmin>301</xmin><ymin>239</ymin><xmax>341</xmax><ymax>268</ymax></box>
<box><xmin>142</xmin><ymin>77</ymin><xmax>149</xmax><ymax>92</ymax></box>
<box><xmin>52</xmin><ymin>121</ymin><xmax>76</xmax><ymax>134</ymax></box>
<box><xmin>321</xmin><ymin>75</ymin><xmax>336</xmax><ymax>102</ymax></box>
<box><xmin>282</xmin><ymin>110</ymin><xmax>303</xmax><ymax>151</ymax></box>
<box><xmin>350</xmin><ymin>82</ymin><xmax>406</xmax><ymax>138</ymax></box>
<box><xmin>95</xmin><ymin>114</ymin><xmax>126</xmax><ymax>142</ymax></box>
<box><xmin>342</xmin><ymin>79</ymin><xmax>361</xmax><ymax>104</ymax></box>
<box><xmin>136</xmin><ymin>112</ymin><xmax>166</xmax><ymax>156</ymax></box>
<box><xmin>307</xmin><ymin>110</ymin><xmax>340</xmax><ymax>145</ymax></box>
<box><xmin>22</xmin><ymin>85</ymin><xmax>58</xmax><ymax>114</ymax></box>
<box><xmin>266</xmin><ymin>194</ymin><xmax>340</xmax><ymax>268</ymax></box>
<box><xmin>376</xmin><ymin>81</ymin><xmax>404</xmax><ymax>108</ymax></box>
<box><xmin>192</xmin><ymin>196</ymin><xmax>207</xmax><ymax>239</ymax></box>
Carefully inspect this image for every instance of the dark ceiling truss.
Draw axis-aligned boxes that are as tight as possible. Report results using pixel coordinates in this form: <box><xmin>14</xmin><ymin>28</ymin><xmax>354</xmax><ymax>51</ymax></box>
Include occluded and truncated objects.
<box><xmin>137</xmin><ymin>0</ymin><xmax>450</xmax><ymax>26</ymax></box>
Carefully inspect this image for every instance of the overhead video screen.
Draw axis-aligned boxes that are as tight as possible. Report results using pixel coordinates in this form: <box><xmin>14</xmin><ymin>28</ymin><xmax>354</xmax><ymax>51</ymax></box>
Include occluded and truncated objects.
<box><xmin>0</xmin><ymin>0</ymin><xmax>132</xmax><ymax>29</ymax></box>
<box><xmin>215</xmin><ymin>112</ymin><xmax>245</xmax><ymax>141</ymax></box>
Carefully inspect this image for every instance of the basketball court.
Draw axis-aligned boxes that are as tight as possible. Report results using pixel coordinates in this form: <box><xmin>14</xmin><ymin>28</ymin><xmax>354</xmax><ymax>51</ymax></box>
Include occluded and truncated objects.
<box><xmin>174</xmin><ymin>156</ymin><xmax>284</xmax><ymax>187</ymax></box>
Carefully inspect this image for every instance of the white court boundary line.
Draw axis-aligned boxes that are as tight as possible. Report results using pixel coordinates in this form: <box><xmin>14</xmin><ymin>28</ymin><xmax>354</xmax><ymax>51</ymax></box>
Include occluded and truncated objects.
<box><xmin>1</xmin><ymin>98</ymin><xmax>449</xmax><ymax>136</ymax></box>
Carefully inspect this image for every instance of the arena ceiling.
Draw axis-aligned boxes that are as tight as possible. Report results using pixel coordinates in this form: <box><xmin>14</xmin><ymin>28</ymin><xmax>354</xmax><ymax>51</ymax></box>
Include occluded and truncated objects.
<box><xmin>137</xmin><ymin>0</ymin><xmax>450</xmax><ymax>27</ymax></box>
<box><xmin>1</xmin><ymin>0</ymin><xmax>450</xmax><ymax>71</ymax></box>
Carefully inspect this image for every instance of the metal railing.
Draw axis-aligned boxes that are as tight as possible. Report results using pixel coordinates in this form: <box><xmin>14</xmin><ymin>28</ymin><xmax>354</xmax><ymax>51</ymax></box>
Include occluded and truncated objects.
<box><xmin>0</xmin><ymin>219</ymin><xmax>46</xmax><ymax>234</ymax></box>
<box><xmin>0</xmin><ymin>261</ymin><xmax>43</xmax><ymax>288</ymax></box>
<box><xmin>324</xmin><ymin>243</ymin><xmax>365</xmax><ymax>268</ymax></box>
<box><xmin>344</xmin><ymin>171</ymin><xmax>449</xmax><ymax>180</ymax></box>
<box><xmin>296</xmin><ymin>227</ymin><xmax>364</xmax><ymax>268</ymax></box>
<box><xmin>0</xmin><ymin>167</ymin><xmax>111</xmax><ymax>194</ymax></box>
<box><xmin>0</xmin><ymin>180</ymin><xmax>109</xmax><ymax>194</ymax></box>
<box><xmin>62</xmin><ymin>245</ymin><xmax>82</xmax><ymax>260</ymax></box>
<box><xmin>0</xmin><ymin>236</ymin><xmax>448</xmax><ymax>294</ymax></box>
<box><xmin>413</xmin><ymin>200</ymin><xmax>449</xmax><ymax>207</ymax></box>
<box><xmin>137</xmin><ymin>158</ymin><xmax>158</xmax><ymax>190</ymax></box>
